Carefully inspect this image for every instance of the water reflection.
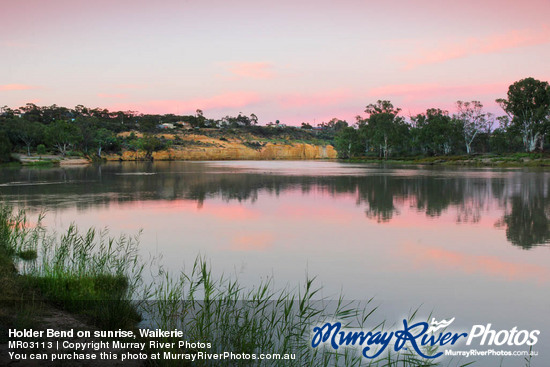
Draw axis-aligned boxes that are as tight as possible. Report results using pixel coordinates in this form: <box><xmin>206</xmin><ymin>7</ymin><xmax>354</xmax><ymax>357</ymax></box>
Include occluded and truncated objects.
<box><xmin>1</xmin><ymin>162</ymin><xmax>549</xmax><ymax>250</ymax></box>
<box><xmin>498</xmin><ymin>174</ymin><xmax>550</xmax><ymax>249</ymax></box>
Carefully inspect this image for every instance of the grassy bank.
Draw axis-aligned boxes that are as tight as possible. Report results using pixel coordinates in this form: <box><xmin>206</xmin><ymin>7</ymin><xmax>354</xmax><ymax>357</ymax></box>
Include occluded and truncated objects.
<box><xmin>0</xmin><ymin>205</ymin><xmax>466</xmax><ymax>366</ymax></box>
<box><xmin>345</xmin><ymin>152</ymin><xmax>550</xmax><ymax>167</ymax></box>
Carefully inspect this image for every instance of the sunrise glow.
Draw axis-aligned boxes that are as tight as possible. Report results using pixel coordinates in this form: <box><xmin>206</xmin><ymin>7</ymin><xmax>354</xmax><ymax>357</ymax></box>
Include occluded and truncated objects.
<box><xmin>2</xmin><ymin>0</ymin><xmax>549</xmax><ymax>124</ymax></box>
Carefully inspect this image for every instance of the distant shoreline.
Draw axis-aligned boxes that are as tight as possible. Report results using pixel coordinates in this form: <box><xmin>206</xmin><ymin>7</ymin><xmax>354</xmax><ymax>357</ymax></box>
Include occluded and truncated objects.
<box><xmin>344</xmin><ymin>153</ymin><xmax>550</xmax><ymax>167</ymax></box>
<box><xmin>4</xmin><ymin>152</ymin><xmax>550</xmax><ymax>169</ymax></box>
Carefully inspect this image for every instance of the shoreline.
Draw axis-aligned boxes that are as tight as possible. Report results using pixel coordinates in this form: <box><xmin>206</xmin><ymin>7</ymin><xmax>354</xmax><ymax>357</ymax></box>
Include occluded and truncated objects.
<box><xmin>344</xmin><ymin>153</ymin><xmax>550</xmax><ymax>167</ymax></box>
<box><xmin>4</xmin><ymin>152</ymin><xmax>550</xmax><ymax>168</ymax></box>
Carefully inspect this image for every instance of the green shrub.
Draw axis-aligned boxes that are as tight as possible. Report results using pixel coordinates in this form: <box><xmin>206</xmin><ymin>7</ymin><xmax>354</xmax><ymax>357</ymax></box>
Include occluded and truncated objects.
<box><xmin>37</xmin><ymin>144</ymin><xmax>46</xmax><ymax>156</ymax></box>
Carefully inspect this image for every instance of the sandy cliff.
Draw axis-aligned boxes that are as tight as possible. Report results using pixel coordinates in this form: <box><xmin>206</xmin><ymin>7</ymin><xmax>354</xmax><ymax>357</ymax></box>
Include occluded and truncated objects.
<box><xmin>105</xmin><ymin>133</ymin><xmax>337</xmax><ymax>161</ymax></box>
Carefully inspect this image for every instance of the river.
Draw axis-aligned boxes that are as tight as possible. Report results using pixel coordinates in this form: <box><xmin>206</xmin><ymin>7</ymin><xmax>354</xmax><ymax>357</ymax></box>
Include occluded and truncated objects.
<box><xmin>1</xmin><ymin>161</ymin><xmax>548</xmax><ymax>366</ymax></box>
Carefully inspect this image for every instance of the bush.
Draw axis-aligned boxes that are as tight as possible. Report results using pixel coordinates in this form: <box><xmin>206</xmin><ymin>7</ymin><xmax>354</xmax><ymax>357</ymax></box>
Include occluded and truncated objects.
<box><xmin>37</xmin><ymin>144</ymin><xmax>46</xmax><ymax>156</ymax></box>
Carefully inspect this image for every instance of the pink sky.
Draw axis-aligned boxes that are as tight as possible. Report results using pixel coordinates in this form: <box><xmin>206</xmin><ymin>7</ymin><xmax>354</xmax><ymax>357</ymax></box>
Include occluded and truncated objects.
<box><xmin>1</xmin><ymin>0</ymin><xmax>549</xmax><ymax>125</ymax></box>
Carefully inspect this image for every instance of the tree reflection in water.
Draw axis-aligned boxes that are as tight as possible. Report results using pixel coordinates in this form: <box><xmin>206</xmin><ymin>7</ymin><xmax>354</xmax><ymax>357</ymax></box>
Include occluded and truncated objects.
<box><xmin>1</xmin><ymin>162</ymin><xmax>548</xmax><ymax>250</ymax></box>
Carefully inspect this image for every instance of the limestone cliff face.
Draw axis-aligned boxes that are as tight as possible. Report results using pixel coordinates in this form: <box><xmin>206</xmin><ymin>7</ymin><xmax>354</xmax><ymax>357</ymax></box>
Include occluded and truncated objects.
<box><xmin>106</xmin><ymin>142</ymin><xmax>336</xmax><ymax>161</ymax></box>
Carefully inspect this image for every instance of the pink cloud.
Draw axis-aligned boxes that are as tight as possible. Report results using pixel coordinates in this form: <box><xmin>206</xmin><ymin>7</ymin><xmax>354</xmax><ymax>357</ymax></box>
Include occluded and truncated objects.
<box><xmin>109</xmin><ymin>91</ymin><xmax>262</xmax><ymax>115</ymax></box>
<box><xmin>0</xmin><ymin>84</ymin><xmax>40</xmax><ymax>91</ymax></box>
<box><xmin>364</xmin><ymin>82</ymin><xmax>509</xmax><ymax>115</ymax></box>
<box><xmin>224</xmin><ymin>62</ymin><xmax>276</xmax><ymax>80</ymax></box>
<box><xmin>278</xmin><ymin>89</ymin><xmax>353</xmax><ymax>109</ymax></box>
<box><xmin>404</xmin><ymin>25</ymin><xmax>550</xmax><ymax>69</ymax></box>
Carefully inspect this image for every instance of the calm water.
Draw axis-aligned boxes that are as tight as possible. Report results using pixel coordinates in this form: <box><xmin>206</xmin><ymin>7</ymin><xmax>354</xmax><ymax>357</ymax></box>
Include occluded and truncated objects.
<box><xmin>1</xmin><ymin>161</ymin><xmax>549</xmax><ymax>365</ymax></box>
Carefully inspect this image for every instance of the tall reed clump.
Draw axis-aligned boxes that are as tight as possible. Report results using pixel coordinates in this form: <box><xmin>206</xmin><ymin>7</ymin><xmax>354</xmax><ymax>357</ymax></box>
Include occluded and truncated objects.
<box><xmin>23</xmin><ymin>225</ymin><xmax>145</xmax><ymax>330</ymax></box>
<box><xmin>0</xmin><ymin>205</ymin><xmax>41</xmax><ymax>262</ymax></box>
<box><xmin>0</xmin><ymin>203</ymin><xmax>144</xmax><ymax>330</ymax></box>
<box><xmin>145</xmin><ymin>257</ymin><xmax>445</xmax><ymax>367</ymax></box>
<box><xmin>0</xmin><ymin>204</ymin><xmax>46</xmax><ymax>334</ymax></box>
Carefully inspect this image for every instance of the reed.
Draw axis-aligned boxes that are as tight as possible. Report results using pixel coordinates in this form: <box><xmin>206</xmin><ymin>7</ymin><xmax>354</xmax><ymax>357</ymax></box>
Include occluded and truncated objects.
<box><xmin>1</xmin><ymin>204</ymin><xmax>143</xmax><ymax>330</ymax></box>
<box><xmin>144</xmin><ymin>257</ymin><xmax>449</xmax><ymax>367</ymax></box>
<box><xmin>24</xmin><ymin>225</ymin><xmax>144</xmax><ymax>330</ymax></box>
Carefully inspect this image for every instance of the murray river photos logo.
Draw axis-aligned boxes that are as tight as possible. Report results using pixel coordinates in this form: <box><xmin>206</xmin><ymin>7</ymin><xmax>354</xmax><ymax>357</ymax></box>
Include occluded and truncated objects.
<box><xmin>311</xmin><ymin>317</ymin><xmax>540</xmax><ymax>359</ymax></box>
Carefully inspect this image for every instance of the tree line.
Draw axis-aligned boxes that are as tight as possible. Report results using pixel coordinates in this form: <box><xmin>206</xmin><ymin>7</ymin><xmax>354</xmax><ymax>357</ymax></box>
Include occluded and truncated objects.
<box><xmin>334</xmin><ymin>77</ymin><xmax>550</xmax><ymax>158</ymax></box>
<box><xmin>0</xmin><ymin>98</ymin><xmax>345</xmax><ymax>162</ymax></box>
<box><xmin>0</xmin><ymin>103</ymin><xmax>298</xmax><ymax>162</ymax></box>
<box><xmin>0</xmin><ymin>77</ymin><xmax>549</xmax><ymax>162</ymax></box>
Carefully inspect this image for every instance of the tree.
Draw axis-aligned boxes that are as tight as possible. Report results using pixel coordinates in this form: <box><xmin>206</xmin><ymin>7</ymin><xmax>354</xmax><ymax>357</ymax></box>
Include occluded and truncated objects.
<box><xmin>125</xmin><ymin>132</ymin><xmax>141</xmax><ymax>153</ymax></box>
<box><xmin>74</xmin><ymin>104</ymin><xmax>90</xmax><ymax>117</ymax></box>
<box><xmin>317</xmin><ymin>118</ymin><xmax>348</xmax><ymax>132</ymax></box>
<box><xmin>489</xmin><ymin>116</ymin><xmax>522</xmax><ymax>153</ymax></box>
<box><xmin>19</xmin><ymin>103</ymin><xmax>42</xmax><ymax>123</ymax></box>
<box><xmin>140</xmin><ymin>134</ymin><xmax>165</xmax><ymax>160</ymax></box>
<box><xmin>45</xmin><ymin>120</ymin><xmax>80</xmax><ymax>156</ymax></box>
<box><xmin>334</xmin><ymin>127</ymin><xmax>362</xmax><ymax>158</ymax></box>
<box><xmin>236</xmin><ymin>112</ymin><xmax>251</xmax><ymax>126</ymax></box>
<box><xmin>250</xmin><ymin>113</ymin><xmax>258</xmax><ymax>125</ymax></box>
<box><xmin>75</xmin><ymin>116</ymin><xmax>99</xmax><ymax>154</ymax></box>
<box><xmin>138</xmin><ymin>115</ymin><xmax>160</xmax><ymax>132</ymax></box>
<box><xmin>0</xmin><ymin>106</ymin><xmax>18</xmax><ymax>121</ymax></box>
<box><xmin>455</xmin><ymin>101</ymin><xmax>492</xmax><ymax>155</ymax></box>
<box><xmin>412</xmin><ymin>109</ymin><xmax>461</xmax><ymax>155</ymax></box>
<box><xmin>0</xmin><ymin>131</ymin><xmax>12</xmax><ymax>162</ymax></box>
<box><xmin>496</xmin><ymin>77</ymin><xmax>550</xmax><ymax>152</ymax></box>
<box><xmin>362</xmin><ymin>100</ymin><xmax>406</xmax><ymax>159</ymax></box>
<box><xmin>94</xmin><ymin>128</ymin><xmax>117</xmax><ymax>157</ymax></box>
<box><xmin>41</xmin><ymin>104</ymin><xmax>70</xmax><ymax>123</ymax></box>
<box><xmin>194</xmin><ymin>109</ymin><xmax>206</xmax><ymax>127</ymax></box>
<box><xmin>328</xmin><ymin>118</ymin><xmax>348</xmax><ymax>132</ymax></box>
<box><xmin>111</xmin><ymin>110</ymin><xmax>137</xmax><ymax>130</ymax></box>
<box><xmin>37</xmin><ymin>144</ymin><xmax>46</xmax><ymax>156</ymax></box>
<box><xmin>15</xmin><ymin>120</ymin><xmax>43</xmax><ymax>156</ymax></box>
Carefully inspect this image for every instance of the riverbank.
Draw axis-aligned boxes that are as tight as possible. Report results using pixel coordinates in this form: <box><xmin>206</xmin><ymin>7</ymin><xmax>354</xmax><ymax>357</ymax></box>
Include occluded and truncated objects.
<box><xmin>7</xmin><ymin>150</ymin><xmax>550</xmax><ymax>168</ymax></box>
<box><xmin>347</xmin><ymin>153</ymin><xmax>550</xmax><ymax>167</ymax></box>
<box><xmin>10</xmin><ymin>153</ymin><xmax>90</xmax><ymax>166</ymax></box>
<box><xmin>8</xmin><ymin>133</ymin><xmax>337</xmax><ymax>165</ymax></box>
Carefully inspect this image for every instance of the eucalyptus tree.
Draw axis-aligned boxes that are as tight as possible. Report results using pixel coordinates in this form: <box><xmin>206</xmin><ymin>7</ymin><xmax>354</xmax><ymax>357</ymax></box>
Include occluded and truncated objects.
<box><xmin>140</xmin><ymin>134</ymin><xmax>166</xmax><ymax>160</ymax></box>
<box><xmin>16</xmin><ymin>120</ymin><xmax>43</xmax><ymax>156</ymax></box>
<box><xmin>334</xmin><ymin>126</ymin><xmax>362</xmax><ymax>158</ymax></box>
<box><xmin>75</xmin><ymin>116</ymin><xmax>99</xmax><ymax>154</ymax></box>
<box><xmin>250</xmin><ymin>113</ymin><xmax>258</xmax><ymax>125</ymax></box>
<box><xmin>362</xmin><ymin>100</ymin><xmax>407</xmax><ymax>159</ymax></box>
<box><xmin>412</xmin><ymin>108</ymin><xmax>461</xmax><ymax>155</ymax></box>
<box><xmin>496</xmin><ymin>77</ymin><xmax>550</xmax><ymax>152</ymax></box>
<box><xmin>19</xmin><ymin>103</ymin><xmax>42</xmax><ymax>123</ymax></box>
<box><xmin>45</xmin><ymin>120</ymin><xmax>80</xmax><ymax>156</ymax></box>
<box><xmin>454</xmin><ymin>101</ymin><xmax>492</xmax><ymax>155</ymax></box>
<box><xmin>94</xmin><ymin>128</ymin><xmax>117</xmax><ymax>157</ymax></box>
